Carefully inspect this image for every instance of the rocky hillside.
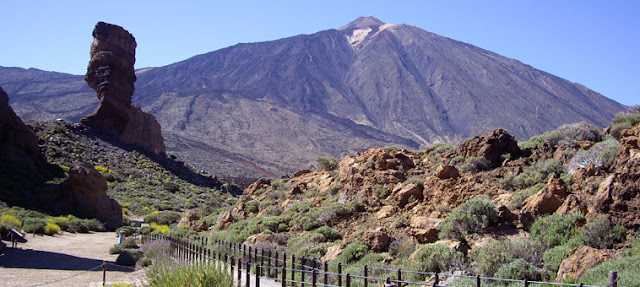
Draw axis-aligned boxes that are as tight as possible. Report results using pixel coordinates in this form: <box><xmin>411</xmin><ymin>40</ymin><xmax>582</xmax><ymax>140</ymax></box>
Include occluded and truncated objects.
<box><xmin>1</xmin><ymin>16</ymin><xmax>625</xmax><ymax>177</ymax></box>
<box><xmin>206</xmin><ymin>116</ymin><xmax>640</xmax><ymax>283</ymax></box>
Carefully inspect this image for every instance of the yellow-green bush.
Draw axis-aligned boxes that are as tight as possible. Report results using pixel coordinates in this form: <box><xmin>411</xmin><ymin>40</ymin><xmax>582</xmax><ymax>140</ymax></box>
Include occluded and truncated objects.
<box><xmin>150</xmin><ymin>222</ymin><xmax>171</xmax><ymax>234</ymax></box>
<box><xmin>0</xmin><ymin>214</ymin><xmax>22</xmax><ymax>229</ymax></box>
<box><xmin>43</xmin><ymin>223</ymin><xmax>61</xmax><ymax>235</ymax></box>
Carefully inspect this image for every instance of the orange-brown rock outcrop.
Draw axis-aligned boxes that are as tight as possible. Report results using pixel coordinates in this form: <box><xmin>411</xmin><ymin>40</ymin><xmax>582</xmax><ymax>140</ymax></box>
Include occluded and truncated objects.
<box><xmin>81</xmin><ymin>22</ymin><xmax>166</xmax><ymax>156</ymax></box>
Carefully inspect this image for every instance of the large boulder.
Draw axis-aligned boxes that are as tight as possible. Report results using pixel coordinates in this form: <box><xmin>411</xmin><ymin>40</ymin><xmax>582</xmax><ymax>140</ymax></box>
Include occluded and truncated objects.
<box><xmin>556</xmin><ymin>246</ymin><xmax>611</xmax><ymax>283</ymax></box>
<box><xmin>81</xmin><ymin>22</ymin><xmax>166</xmax><ymax>156</ymax></box>
<box><xmin>459</xmin><ymin>129</ymin><xmax>522</xmax><ymax>167</ymax></box>
<box><xmin>68</xmin><ymin>163</ymin><xmax>122</xmax><ymax>229</ymax></box>
<box><xmin>177</xmin><ymin>211</ymin><xmax>208</xmax><ymax>232</ymax></box>
<box><xmin>392</xmin><ymin>183</ymin><xmax>423</xmax><ymax>207</ymax></box>
<box><xmin>434</xmin><ymin>165</ymin><xmax>460</xmax><ymax>179</ymax></box>
<box><xmin>520</xmin><ymin>176</ymin><xmax>567</xmax><ymax>226</ymax></box>
<box><xmin>362</xmin><ymin>228</ymin><xmax>391</xmax><ymax>252</ymax></box>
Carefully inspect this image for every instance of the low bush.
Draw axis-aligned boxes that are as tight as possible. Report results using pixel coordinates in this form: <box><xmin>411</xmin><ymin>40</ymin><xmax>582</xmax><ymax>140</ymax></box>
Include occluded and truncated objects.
<box><xmin>609</xmin><ymin>111</ymin><xmax>640</xmax><ymax>140</ymax></box>
<box><xmin>439</xmin><ymin>195</ymin><xmax>497</xmax><ymax>240</ymax></box>
<box><xmin>542</xmin><ymin>122</ymin><xmax>601</xmax><ymax>148</ymax></box>
<box><xmin>542</xmin><ymin>245</ymin><xmax>573</xmax><ymax>275</ymax></box>
<box><xmin>109</xmin><ymin>244</ymin><xmax>124</xmax><ymax>255</ymax></box>
<box><xmin>116</xmin><ymin>226</ymin><xmax>136</xmax><ymax>236</ymax></box>
<box><xmin>43</xmin><ymin>223</ymin><xmax>61</xmax><ymax>235</ymax></box>
<box><xmin>584</xmin><ymin>217</ymin><xmax>626</xmax><ymax>249</ymax></box>
<box><xmin>85</xmin><ymin>218</ymin><xmax>106</xmax><ymax>231</ymax></box>
<box><xmin>579</xmin><ymin>255</ymin><xmax>640</xmax><ymax>286</ymax></box>
<box><xmin>122</xmin><ymin>237</ymin><xmax>139</xmax><ymax>249</ymax></box>
<box><xmin>22</xmin><ymin>218</ymin><xmax>46</xmax><ymax>234</ymax></box>
<box><xmin>0</xmin><ymin>214</ymin><xmax>22</xmax><ymax>229</ymax></box>
<box><xmin>145</xmin><ymin>211</ymin><xmax>181</xmax><ymax>225</ymax></box>
<box><xmin>115</xmin><ymin>250</ymin><xmax>137</xmax><ymax>266</ymax></box>
<box><xmin>315</xmin><ymin>226</ymin><xmax>341</xmax><ymax>241</ymax></box>
<box><xmin>510</xmin><ymin>183</ymin><xmax>545</xmax><ymax>210</ymax></box>
<box><xmin>335</xmin><ymin>242</ymin><xmax>369</xmax><ymax>264</ymax></box>
<box><xmin>501</xmin><ymin>159</ymin><xmax>563</xmax><ymax>190</ymax></box>
<box><xmin>530</xmin><ymin>212</ymin><xmax>584</xmax><ymax>249</ymax></box>
<box><xmin>459</xmin><ymin>157</ymin><xmax>492</xmax><ymax>173</ymax></box>
<box><xmin>316</xmin><ymin>157</ymin><xmax>339</xmax><ymax>171</ymax></box>
<box><xmin>150</xmin><ymin>222</ymin><xmax>171</xmax><ymax>234</ymax></box>
<box><xmin>473</xmin><ymin>240</ymin><xmax>516</xmax><ymax>276</ymax></box>
<box><xmin>494</xmin><ymin>258</ymin><xmax>540</xmax><ymax>281</ymax></box>
<box><xmin>410</xmin><ymin>244</ymin><xmax>465</xmax><ymax>280</ymax></box>
<box><xmin>67</xmin><ymin>218</ymin><xmax>90</xmax><ymax>233</ymax></box>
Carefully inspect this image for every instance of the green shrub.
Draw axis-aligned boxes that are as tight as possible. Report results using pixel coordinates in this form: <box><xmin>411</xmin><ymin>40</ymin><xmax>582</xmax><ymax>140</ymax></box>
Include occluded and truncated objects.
<box><xmin>43</xmin><ymin>223</ymin><xmax>61</xmax><ymax>235</ymax></box>
<box><xmin>440</xmin><ymin>195</ymin><xmax>497</xmax><ymax>240</ymax></box>
<box><xmin>449</xmin><ymin>155</ymin><xmax>465</xmax><ymax>165</ymax></box>
<box><xmin>530</xmin><ymin>212</ymin><xmax>584</xmax><ymax>249</ymax></box>
<box><xmin>472</xmin><ymin>240</ymin><xmax>516</xmax><ymax>276</ymax></box>
<box><xmin>375</xmin><ymin>184</ymin><xmax>389</xmax><ymax>198</ymax></box>
<box><xmin>122</xmin><ymin>237</ymin><xmax>139</xmax><ymax>249</ymax></box>
<box><xmin>501</xmin><ymin>159</ymin><xmax>563</xmax><ymax>190</ymax></box>
<box><xmin>459</xmin><ymin>157</ymin><xmax>491</xmax><ymax>173</ymax></box>
<box><xmin>67</xmin><ymin>218</ymin><xmax>90</xmax><ymax>233</ymax></box>
<box><xmin>542</xmin><ymin>122</ymin><xmax>601</xmax><ymax>148</ymax></box>
<box><xmin>162</xmin><ymin>182</ymin><xmax>179</xmax><ymax>192</ymax></box>
<box><xmin>243</xmin><ymin>200</ymin><xmax>259</xmax><ymax>214</ymax></box>
<box><xmin>579</xmin><ymin>255</ymin><xmax>640</xmax><ymax>286</ymax></box>
<box><xmin>287</xmin><ymin>232</ymin><xmax>328</xmax><ymax>257</ymax></box>
<box><xmin>85</xmin><ymin>218</ymin><xmax>106</xmax><ymax>231</ymax></box>
<box><xmin>145</xmin><ymin>211</ymin><xmax>182</xmax><ymax>225</ymax></box>
<box><xmin>115</xmin><ymin>250</ymin><xmax>138</xmax><ymax>266</ymax></box>
<box><xmin>336</xmin><ymin>242</ymin><xmax>369</xmax><ymax>264</ymax></box>
<box><xmin>410</xmin><ymin>244</ymin><xmax>464</xmax><ymax>280</ymax></box>
<box><xmin>610</xmin><ymin>111</ymin><xmax>640</xmax><ymax>140</ymax></box>
<box><xmin>109</xmin><ymin>244</ymin><xmax>124</xmax><ymax>255</ymax></box>
<box><xmin>315</xmin><ymin>226</ymin><xmax>341</xmax><ymax>241</ymax></box>
<box><xmin>429</xmin><ymin>142</ymin><xmax>454</xmax><ymax>159</ymax></box>
<box><xmin>23</xmin><ymin>218</ymin><xmax>47</xmax><ymax>234</ymax></box>
<box><xmin>520</xmin><ymin>135</ymin><xmax>544</xmax><ymax>150</ymax></box>
<box><xmin>542</xmin><ymin>245</ymin><xmax>573</xmax><ymax>275</ymax></box>
<box><xmin>584</xmin><ymin>217</ymin><xmax>626</xmax><ymax>249</ymax></box>
<box><xmin>316</xmin><ymin>157</ymin><xmax>339</xmax><ymax>171</ymax></box>
<box><xmin>494</xmin><ymin>258</ymin><xmax>540</xmax><ymax>281</ymax></box>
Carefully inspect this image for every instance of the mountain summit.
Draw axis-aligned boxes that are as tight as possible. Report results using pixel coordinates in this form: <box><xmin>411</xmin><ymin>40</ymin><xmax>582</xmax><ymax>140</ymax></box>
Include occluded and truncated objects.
<box><xmin>1</xmin><ymin>17</ymin><xmax>625</xmax><ymax>177</ymax></box>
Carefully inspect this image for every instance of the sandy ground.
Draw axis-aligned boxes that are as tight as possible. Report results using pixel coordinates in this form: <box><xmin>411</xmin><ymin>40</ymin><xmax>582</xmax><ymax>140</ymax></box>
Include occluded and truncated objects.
<box><xmin>0</xmin><ymin>232</ymin><xmax>145</xmax><ymax>287</ymax></box>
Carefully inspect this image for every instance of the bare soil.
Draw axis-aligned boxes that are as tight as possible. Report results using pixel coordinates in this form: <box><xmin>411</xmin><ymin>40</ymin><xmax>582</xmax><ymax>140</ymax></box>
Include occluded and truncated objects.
<box><xmin>0</xmin><ymin>232</ymin><xmax>145</xmax><ymax>287</ymax></box>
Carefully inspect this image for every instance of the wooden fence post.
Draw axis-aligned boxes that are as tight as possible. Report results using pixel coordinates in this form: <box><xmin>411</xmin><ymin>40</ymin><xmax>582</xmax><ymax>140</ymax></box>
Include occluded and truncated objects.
<box><xmin>609</xmin><ymin>271</ymin><xmax>618</xmax><ymax>287</ymax></box>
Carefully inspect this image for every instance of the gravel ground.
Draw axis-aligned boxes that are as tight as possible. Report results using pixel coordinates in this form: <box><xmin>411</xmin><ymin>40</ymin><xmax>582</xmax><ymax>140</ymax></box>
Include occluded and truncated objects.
<box><xmin>0</xmin><ymin>232</ymin><xmax>146</xmax><ymax>287</ymax></box>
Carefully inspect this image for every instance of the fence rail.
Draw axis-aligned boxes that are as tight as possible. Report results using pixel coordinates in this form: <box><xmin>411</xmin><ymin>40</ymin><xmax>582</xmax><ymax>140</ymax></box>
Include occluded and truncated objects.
<box><xmin>139</xmin><ymin>233</ymin><xmax>611</xmax><ymax>287</ymax></box>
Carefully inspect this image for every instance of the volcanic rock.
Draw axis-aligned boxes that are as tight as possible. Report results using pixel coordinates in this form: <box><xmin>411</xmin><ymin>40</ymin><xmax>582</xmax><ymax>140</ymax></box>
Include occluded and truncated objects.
<box><xmin>81</xmin><ymin>22</ymin><xmax>166</xmax><ymax>156</ymax></box>
<box><xmin>556</xmin><ymin>246</ymin><xmax>611</xmax><ymax>283</ymax></box>
<box><xmin>520</xmin><ymin>176</ymin><xmax>568</xmax><ymax>226</ymax></box>
<box><xmin>591</xmin><ymin>124</ymin><xmax>640</xmax><ymax>228</ymax></box>
<box><xmin>434</xmin><ymin>165</ymin><xmax>460</xmax><ymax>179</ymax></box>
<box><xmin>0</xmin><ymin>86</ymin><xmax>46</xmax><ymax>176</ymax></box>
<box><xmin>177</xmin><ymin>211</ymin><xmax>208</xmax><ymax>232</ymax></box>
<box><xmin>459</xmin><ymin>129</ymin><xmax>522</xmax><ymax>167</ymax></box>
<box><xmin>68</xmin><ymin>163</ymin><xmax>122</xmax><ymax>229</ymax></box>
<box><xmin>362</xmin><ymin>228</ymin><xmax>391</xmax><ymax>252</ymax></box>
<box><xmin>217</xmin><ymin>211</ymin><xmax>234</xmax><ymax>231</ymax></box>
<box><xmin>392</xmin><ymin>183</ymin><xmax>423</xmax><ymax>207</ymax></box>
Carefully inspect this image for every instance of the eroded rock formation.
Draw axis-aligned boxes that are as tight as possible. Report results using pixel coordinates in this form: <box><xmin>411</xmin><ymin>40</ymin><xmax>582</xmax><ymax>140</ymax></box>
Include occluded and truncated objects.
<box><xmin>459</xmin><ymin>128</ymin><xmax>522</xmax><ymax>167</ymax></box>
<box><xmin>81</xmin><ymin>22</ymin><xmax>166</xmax><ymax>156</ymax></box>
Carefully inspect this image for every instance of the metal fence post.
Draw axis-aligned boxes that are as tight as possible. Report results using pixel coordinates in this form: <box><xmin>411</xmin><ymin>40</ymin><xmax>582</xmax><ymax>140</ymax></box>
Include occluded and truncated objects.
<box><xmin>524</xmin><ymin>279</ymin><xmax>529</xmax><ymax>287</ymax></box>
<box><xmin>346</xmin><ymin>274</ymin><xmax>351</xmax><ymax>287</ymax></box>
<box><xmin>282</xmin><ymin>266</ymin><xmax>287</xmax><ymax>287</ymax></box>
<box><xmin>246</xmin><ymin>261</ymin><xmax>251</xmax><ymax>287</ymax></box>
<box><xmin>338</xmin><ymin>263</ymin><xmax>342</xmax><ymax>287</ymax></box>
<box><xmin>364</xmin><ymin>265</ymin><xmax>368</xmax><ymax>287</ymax></box>
<box><xmin>434</xmin><ymin>272</ymin><xmax>439</xmax><ymax>287</ymax></box>
<box><xmin>256</xmin><ymin>265</ymin><xmax>261</xmax><ymax>287</ymax></box>
<box><xmin>397</xmin><ymin>268</ymin><xmax>401</xmax><ymax>283</ymax></box>
<box><xmin>476</xmin><ymin>275</ymin><xmax>480</xmax><ymax>287</ymax></box>
<box><xmin>312</xmin><ymin>268</ymin><xmax>317</xmax><ymax>287</ymax></box>
<box><xmin>324</xmin><ymin>261</ymin><xmax>328</xmax><ymax>285</ymax></box>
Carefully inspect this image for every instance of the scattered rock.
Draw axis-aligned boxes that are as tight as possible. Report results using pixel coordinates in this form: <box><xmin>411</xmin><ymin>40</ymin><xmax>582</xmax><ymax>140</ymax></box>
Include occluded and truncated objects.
<box><xmin>217</xmin><ymin>211</ymin><xmax>234</xmax><ymax>231</ymax></box>
<box><xmin>556</xmin><ymin>246</ymin><xmax>611</xmax><ymax>283</ymax></box>
<box><xmin>81</xmin><ymin>22</ymin><xmax>166</xmax><ymax>156</ymax></box>
<box><xmin>459</xmin><ymin>129</ymin><xmax>522</xmax><ymax>167</ymax></box>
<box><xmin>411</xmin><ymin>228</ymin><xmax>439</xmax><ymax>244</ymax></box>
<box><xmin>376</xmin><ymin>206</ymin><xmax>397</xmax><ymax>219</ymax></box>
<box><xmin>496</xmin><ymin>205</ymin><xmax>518</xmax><ymax>225</ymax></box>
<box><xmin>434</xmin><ymin>165</ymin><xmax>460</xmax><ymax>179</ymax></box>
<box><xmin>520</xmin><ymin>176</ymin><xmax>567</xmax><ymax>226</ymax></box>
<box><xmin>321</xmin><ymin>244</ymin><xmax>345</xmax><ymax>262</ymax></box>
<box><xmin>177</xmin><ymin>211</ymin><xmax>208</xmax><ymax>232</ymax></box>
<box><xmin>362</xmin><ymin>228</ymin><xmax>391</xmax><ymax>252</ymax></box>
<box><xmin>392</xmin><ymin>183</ymin><xmax>423</xmax><ymax>207</ymax></box>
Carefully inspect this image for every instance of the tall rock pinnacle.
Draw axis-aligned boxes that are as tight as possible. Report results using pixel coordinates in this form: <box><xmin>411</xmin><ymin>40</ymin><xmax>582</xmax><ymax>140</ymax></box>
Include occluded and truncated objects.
<box><xmin>81</xmin><ymin>22</ymin><xmax>166</xmax><ymax>156</ymax></box>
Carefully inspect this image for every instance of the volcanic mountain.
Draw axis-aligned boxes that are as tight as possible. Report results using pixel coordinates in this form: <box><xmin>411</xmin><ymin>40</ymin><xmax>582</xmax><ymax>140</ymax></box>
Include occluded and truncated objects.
<box><xmin>1</xmin><ymin>17</ymin><xmax>625</xmax><ymax>177</ymax></box>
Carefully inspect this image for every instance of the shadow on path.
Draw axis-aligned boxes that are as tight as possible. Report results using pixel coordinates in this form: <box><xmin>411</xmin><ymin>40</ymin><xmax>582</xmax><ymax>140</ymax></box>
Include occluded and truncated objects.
<box><xmin>0</xmin><ymin>248</ymin><xmax>132</xmax><ymax>272</ymax></box>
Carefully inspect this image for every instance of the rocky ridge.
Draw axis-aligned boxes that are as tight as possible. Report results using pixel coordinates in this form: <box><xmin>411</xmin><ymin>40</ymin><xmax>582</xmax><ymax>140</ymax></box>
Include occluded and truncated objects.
<box><xmin>216</xmin><ymin>121</ymin><xmax>640</xmax><ymax>282</ymax></box>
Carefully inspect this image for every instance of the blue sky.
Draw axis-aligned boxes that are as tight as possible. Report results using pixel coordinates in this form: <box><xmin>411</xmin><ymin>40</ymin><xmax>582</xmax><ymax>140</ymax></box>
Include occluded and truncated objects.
<box><xmin>1</xmin><ymin>1</ymin><xmax>638</xmax><ymax>106</ymax></box>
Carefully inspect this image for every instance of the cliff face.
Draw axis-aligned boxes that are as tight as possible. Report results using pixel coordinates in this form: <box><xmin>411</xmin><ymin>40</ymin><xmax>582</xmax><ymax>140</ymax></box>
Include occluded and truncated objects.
<box><xmin>81</xmin><ymin>21</ymin><xmax>166</xmax><ymax>156</ymax></box>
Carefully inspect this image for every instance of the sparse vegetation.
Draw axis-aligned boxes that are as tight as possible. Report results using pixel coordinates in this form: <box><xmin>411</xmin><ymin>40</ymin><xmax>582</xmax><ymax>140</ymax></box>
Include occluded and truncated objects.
<box><xmin>439</xmin><ymin>195</ymin><xmax>497</xmax><ymax>240</ymax></box>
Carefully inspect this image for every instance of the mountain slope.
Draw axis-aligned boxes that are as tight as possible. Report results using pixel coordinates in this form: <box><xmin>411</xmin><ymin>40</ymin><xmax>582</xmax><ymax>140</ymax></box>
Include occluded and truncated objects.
<box><xmin>0</xmin><ymin>17</ymin><xmax>625</xmax><ymax>177</ymax></box>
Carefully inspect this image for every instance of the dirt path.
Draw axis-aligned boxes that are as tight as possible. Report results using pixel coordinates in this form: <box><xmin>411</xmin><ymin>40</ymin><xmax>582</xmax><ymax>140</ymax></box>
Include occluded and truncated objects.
<box><xmin>0</xmin><ymin>232</ymin><xmax>145</xmax><ymax>287</ymax></box>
